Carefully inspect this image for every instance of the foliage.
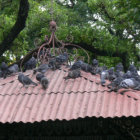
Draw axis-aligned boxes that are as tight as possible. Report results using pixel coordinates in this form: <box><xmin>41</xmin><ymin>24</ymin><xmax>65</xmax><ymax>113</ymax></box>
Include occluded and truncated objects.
<box><xmin>0</xmin><ymin>0</ymin><xmax>139</xmax><ymax>68</ymax></box>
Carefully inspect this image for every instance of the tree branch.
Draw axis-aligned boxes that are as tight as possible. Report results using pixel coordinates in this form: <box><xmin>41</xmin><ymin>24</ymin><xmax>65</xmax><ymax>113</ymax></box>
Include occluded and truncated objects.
<box><xmin>0</xmin><ymin>0</ymin><xmax>29</xmax><ymax>57</ymax></box>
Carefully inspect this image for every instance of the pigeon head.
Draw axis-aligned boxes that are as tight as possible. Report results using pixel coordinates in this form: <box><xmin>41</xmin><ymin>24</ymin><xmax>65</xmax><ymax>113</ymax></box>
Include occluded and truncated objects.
<box><xmin>115</xmin><ymin>63</ymin><xmax>124</xmax><ymax>71</ymax></box>
<box><xmin>92</xmin><ymin>59</ymin><xmax>98</xmax><ymax>67</ymax></box>
<box><xmin>108</xmin><ymin>67</ymin><xmax>114</xmax><ymax>75</ymax></box>
<box><xmin>128</xmin><ymin>64</ymin><xmax>137</xmax><ymax>73</ymax></box>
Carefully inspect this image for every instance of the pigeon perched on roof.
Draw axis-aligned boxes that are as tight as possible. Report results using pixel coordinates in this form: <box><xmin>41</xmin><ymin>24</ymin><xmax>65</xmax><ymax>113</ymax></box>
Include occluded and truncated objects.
<box><xmin>92</xmin><ymin>59</ymin><xmax>98</xmax><ymax>67</ymax></box>
<box><xmin>1</xmin><ymin>62</ymin><xmax>8</xmax><ymax>78</ymax></box>
<box><xmin>64</xmin><ymin>69</ymin><xmax>81</xmax><ymax>80</ymax></box>
<box><xmin>119</xmin><ymin>78</ymin><xmax>136</xmax><ymax>89</ymax></box>
<box><xmin>81</xmin><ymin>63</ymin><xmax>92</xmax><ymax>72</ymax></box>
<box><xmin>56</xmin><ymin>52</ymin><xmax>68</xmax><ymax>64</ymax></box>
<box><xmin>115</xmin><ymin>63</ymin><xmax>124</xmax><ymax>72</ymax></box>
<box><xmin>118</xmin><ymin>78</ymin><xmax>140</xmax><ymax>90</ymax></box>
<box><xmin>107</xmin><ymin>77</ymin><xmax>124</xmax><ymax>91</ymax></box>
<box><xmin>128</xmin><ymin>64</ymin><xmax>137</xmax><ymax>74</ymax></box>
<box><xmin>70</xmin><ymin>60</ymin><xmax>84</xmax><ymax>70</ymax></box>
<box><xmin>18</xmin><ymin>73</ymin><xmax>37</xmax><ymax>87</ymax></box>
<box><xmin>123</xmin><ymin>70</ymin><xmax>132</xmax><ymax>79</ymax></box>
<box><xmin>108</xmin><ymin>67</ymin><xmax>116</xmax><ymax>81</ymax></box>
<box><xmin>24</xmin><ymin>57</ymin><xmax>37</xmax><ymax>72</ymax></box>
<box><xmin>8</xmin><ymin>64</ymin><xmax>19</xmax><ymax>74</ymax></box>
<box><xmin>48</xmin><ymin>58</ymin><xmax>60</xmax><ymax>70</ymax></box>
<box><xmin>100</xmin><ymin>70</ymin><xmax>109</xmax><ymax>86</ymax></box>
<box><xmin>33</xmin><ymin>64</ymin><xmax>50</xmax><ymax>74</ymax></box>
<box><xmin>41</xmin><ymin>77</ymin><xmax>49</xmax><ymax>89</ymax></box>
<box><xmin>36</xmin><ymin>73</ymin><xmax>45</xmax><ymax>82</ymax></box>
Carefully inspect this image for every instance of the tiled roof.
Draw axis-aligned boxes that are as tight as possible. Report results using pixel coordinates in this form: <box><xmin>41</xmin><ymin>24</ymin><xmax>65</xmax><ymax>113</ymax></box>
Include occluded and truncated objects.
<box><xmin>0</xmin><ymin>67</ymin><xmax>140</xmax><ymax>123</ymax></box>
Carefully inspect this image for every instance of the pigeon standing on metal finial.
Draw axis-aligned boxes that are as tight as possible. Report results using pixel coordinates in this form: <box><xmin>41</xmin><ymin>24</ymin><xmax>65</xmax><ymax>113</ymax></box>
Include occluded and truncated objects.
<box><xmin>18</xmin><ymin>73</ymin><xmax>37</xmax><ymax>87</ymax></box>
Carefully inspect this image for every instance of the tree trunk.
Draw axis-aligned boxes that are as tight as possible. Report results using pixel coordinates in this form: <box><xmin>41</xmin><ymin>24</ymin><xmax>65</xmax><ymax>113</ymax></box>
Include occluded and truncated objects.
<box><xmin>0</xmin><ymin>0</ymin><xmax>29</xmax><ymax>57</ymax></box>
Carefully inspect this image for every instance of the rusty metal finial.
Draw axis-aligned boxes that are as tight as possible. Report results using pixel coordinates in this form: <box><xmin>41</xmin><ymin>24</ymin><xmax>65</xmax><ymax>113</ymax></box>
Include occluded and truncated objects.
<box><xmin>20</xmin><ymin>0</ymin><xmax>90</xmax><ymax>71</ymax></box>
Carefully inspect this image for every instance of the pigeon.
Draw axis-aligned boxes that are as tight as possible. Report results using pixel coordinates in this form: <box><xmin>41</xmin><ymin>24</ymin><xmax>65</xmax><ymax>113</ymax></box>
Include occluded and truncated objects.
<box><xmin>81</xmin><ymin>63</ymin><xmax>92</xmax><ymax>72</ymax></box>
<box><xmin>108</xmin><ymin>67</ymin><xmax>116</xmax><ymax>81</ymax></box>
<box><xmin>33</xmin><ymin>64</ymin><xmax>50</xmax><ymax>74</ymax></box>
<box><xmin>90</xmin><ymin>59</ymin><xmax>99</xmax><ymax>75</ymax></box>
<box><xmin>36</xmin><ymin>73</ymin><xmax>45</xmax><ymax>82</ymax></box>
<box><xmin>41</xmin><ymin>77</ymin><xmax>49</xmax><ymax>89</ymax></box>
<box><xmin>64</xmin><ymin>69</ymin><xmax>81</xmax><ymax>79</ymax></box>
<box><xmin>119</xmin><ymin>78</ymin><xmax>136</xmax><ymax>89</ymax></box>
<box><xmin>107</xmin><ymin>77</ymin><xmax>124</xmax><ymax>91</ymax></box>
<box><xmin>115</xmin><ymin>63</ymin><xmax>124</xmax><ymax>72</ymax></box>
<box><xmin>24</xmin><ymin>57</ymin><xmax>37</xmax><ymax>72</ymax></box>
<box><xmin>70</xmin><ymin>60</ymin><xmax>84</xmax><ymax>70</ymax></box>
<box><xmin>18</xmin><ymin>73</ymin><xmax>37</xmax><ymax>87</ymax></box>
<box><xmin>100</xmin><ymin>70</ymin><xmax>109</xmax><ymax>86</ymax></box>
<box><xmin>8</xmin><ymin>64</ymin><xmax>19</xmax><ymax>74</ymax></box>
<box><xmin>1</xmin><ymin>62</ymin><xmax>8</xmax><ymax>78</ymax></box>
<box><xmin>118</xmin><ymin>78</ymin><xmax>140</xmax><ymax>90</ymax></box>
<box><xmin>92</xmin><ymin>59</ymin><xmax>98</xmax><ymax>67</ymax></box>
<box><xmin>56</xmin><ymin>52</ymin><xmax>68</xmax><ymax>64</ymax></box>
<box><xmin>128</xmin><ymin>64</ymin><xmax>137</xmax><ymax>74</ymax></box>
<box><xmin>48</xmin><ymin>58</ymin><xmax>60</xmax><ymax>70</ymax></box>
<box><xmin>123</xmin><ymin>71</ymin><xmax>132</xmax><ymax>79</ymax></box>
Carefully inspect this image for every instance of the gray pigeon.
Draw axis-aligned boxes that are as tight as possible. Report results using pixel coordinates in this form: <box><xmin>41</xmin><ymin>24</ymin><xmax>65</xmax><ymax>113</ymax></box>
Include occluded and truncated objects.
<box><xmin>119</xmin><ymin>78</ymin><xmax>140</xmax><ymax>90</ymax></box>
<box><xmin>36</xmin><ymin>73</ymin><xmax>45</xmax><ymax>82</ymax></box>
<box><xmin>100</xmin><ymin>70</ymin><xmax>109</xmax><ymax>86</ymax></box>
<box><xmin>92</xmin><ymin>59</ymin><xmax>98</xmax><ymax>67</ymax></box>
<box><xmin>8</xmin><ymin>64</ymin><xmax>19</xmax><ymax>74</ymax></box>
<box><xmin>108</xmin><ymin>67</ymin><xmax>116</xmax><ymax>81</ymax></box>
<box><xmin>119</xmin><ymin>78</ymin><xmax>135</xmax><ymax>89</ymax></box>
<box><xmin>56</xmin><ymin>52</ymin><xmax>69</xmax><ymax>64</ymax></box>
<box><xmin>81</xmin><ymin>63</ymin><xmax>92</xmax><ymax>72</ymax></box>
<box><xmin>128</xmin><ymin>64</ymin><xmax>137</xmax><ymax>74</ymax></box>
<box><xmin>64</xmin><ymin>69</ymin><xmax>81</xmax><ymax>79</ymax></box>
<box><xmin>41</xmin><ymin>77</ymin><xmax>49</xmax><ymax>89</ymax></box>
<box><xmin>115</xmin><ymin>63</ymin><xmax>124</xmax><ymax>72</ymax></box>
<box><xmin>33</xmin><ymin>64</ymin><xmax>50</xmax><ymax>74</ymax></box>
<box><xmin>1</xmin><ymin>62</ymin><xmax>8</xmax><ymax>78</ymax></box>
<box><xmin>18</xmin><ymin>73</ymin><xmax>37</xmax><ymax>87</ymax></box>
<box><xmin>123</xmin><ymin>71</ymin><xmax>132</xmax><ymax>79</ymax></box>
<box><xmin>48</xmin><ymin>58</ymin><xmax>60</xmax><ymax>70</ymax></box>
<box><xmin>107</xmin><ymin>77</ymin><xmax>124</xmax><ymax>91</ymax></box>
<box><xmin>70</xmin><ymin>60</ymin><xmax>84</xmax><ymax>70</ymax></box>
<box><xmin>24</xmin><ymin>57</ymin><xmax>37</xmax><ymax>72</ymax></box>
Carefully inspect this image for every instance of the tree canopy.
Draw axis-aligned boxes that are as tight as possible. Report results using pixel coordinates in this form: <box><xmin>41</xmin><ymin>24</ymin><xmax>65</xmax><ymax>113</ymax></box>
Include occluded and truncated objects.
<box><xmin>0</xmin><ymin>0</ymin><xmax>139</xmax><ymax>69</ymax></box>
